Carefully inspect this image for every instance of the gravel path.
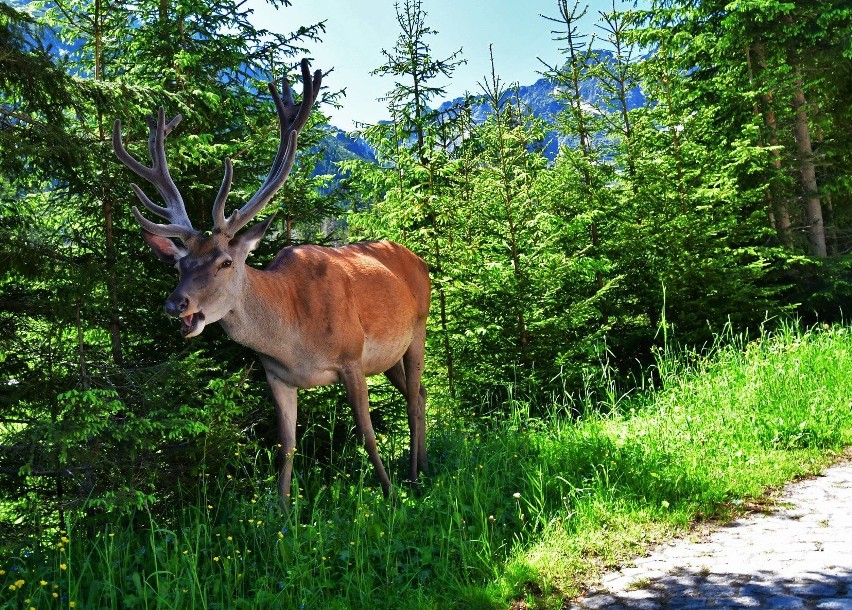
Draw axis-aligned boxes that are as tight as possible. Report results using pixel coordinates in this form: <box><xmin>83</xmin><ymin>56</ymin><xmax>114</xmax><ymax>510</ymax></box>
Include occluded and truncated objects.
<box><xmin>569</xmin><ymin>459</ymin><xmax>852</xmax><ymax>610</ymax></box>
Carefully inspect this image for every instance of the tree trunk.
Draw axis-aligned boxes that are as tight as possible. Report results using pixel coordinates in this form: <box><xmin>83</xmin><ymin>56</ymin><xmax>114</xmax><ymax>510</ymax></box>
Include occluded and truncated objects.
<box><xmin>790</xmin><ymin>66</ymin><xmax>826</xmax><ymax>257</ymax></box>
<box><xmin>762</xmin><ymin>101</ymin><xmax>793</xmax><ymax>247</ymax></box>
<box><xmin>749</xmin><ymin>43</ymin><xmax>793</xmax><ymax>248</ymax></box>
<box><xmin>484</xmin><ymin>48</ymin><xmax>531</xmax><ymax>368</ymax></box>
<box><xmin>426</xmin><ymin>163</ymin><xmax>456</xmax><ymax>398</ymax></box>
<box><xmin>101</xmin><ymin>191</ymin><xmax>124</xmax><ymax>367</ymax></box>
<box><xmin>812</xmin><ymin>102</ymin><xmax>836</xmax><ymax>254</ymax></box>
<box><xmin>94</xmin><ymin>0</ymin><xmax>124</xmax><ymax>366</ymax></box>
<box><xmin>782</xmin><ymin>15</ymin><xmax>826</xmax><ymax>258</ymax></box>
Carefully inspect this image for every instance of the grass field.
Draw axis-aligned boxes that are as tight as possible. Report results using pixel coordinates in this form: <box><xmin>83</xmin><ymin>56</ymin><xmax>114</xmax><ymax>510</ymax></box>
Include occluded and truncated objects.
<box><xmin>2</xmin><ymin>322</ymin><xmax>851</xmax><ymax>609</ymax></box>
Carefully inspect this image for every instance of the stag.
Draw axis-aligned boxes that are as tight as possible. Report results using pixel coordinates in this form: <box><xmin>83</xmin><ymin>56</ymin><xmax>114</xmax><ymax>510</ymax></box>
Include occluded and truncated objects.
<box><xmin>113</xmin><ymin>60</ymin><xmax>430</xmax><ymax>501</ymax></box>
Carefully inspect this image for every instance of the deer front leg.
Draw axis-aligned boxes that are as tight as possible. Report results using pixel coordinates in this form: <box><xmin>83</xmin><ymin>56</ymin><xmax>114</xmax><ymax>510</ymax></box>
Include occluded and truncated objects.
<box><xmin>263</xmin><ymin>368</ymin><xmax>298</xmax><ymax>503</ymax></box>
<box><xmin>340</xmin><ymin>366</ymin><xmax>392</xmax><ymax>497</ymax></box>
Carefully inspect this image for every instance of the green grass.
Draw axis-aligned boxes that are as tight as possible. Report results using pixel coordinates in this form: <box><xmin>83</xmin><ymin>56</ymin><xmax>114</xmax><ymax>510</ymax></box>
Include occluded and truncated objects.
<box><xmin>2</xmin><ymin>322</ymin><xmax>851</xmax><ymax>609</ymax></box>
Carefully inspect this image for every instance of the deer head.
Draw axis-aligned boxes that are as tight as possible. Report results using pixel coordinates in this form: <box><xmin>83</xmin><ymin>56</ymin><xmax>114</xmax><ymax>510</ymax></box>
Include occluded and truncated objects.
<box><xmin>113</xmin><ymin>60</ymin><xmax>322</xmax><ymax>338</ymax></box>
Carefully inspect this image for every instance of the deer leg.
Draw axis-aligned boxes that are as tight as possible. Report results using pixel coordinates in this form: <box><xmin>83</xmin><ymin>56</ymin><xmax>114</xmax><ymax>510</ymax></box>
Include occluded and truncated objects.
<box><xmin>383</xmin><ymin>359</ymin><xmax>407</xmax><ymax>395</ymax></box>
<box><xmin>384</xmin><ymin>360</ymin><xmax>418</xmax><ymax>483</ymax></box>
<box><xmin>340</xmin><ymin>366</ymin><xmax>391</xmax><ymax>496</ymax></box>
<box><xmin>263</xmin><ymin>369</ymin><xmax>298</xmax><ymax>503</ymax></box>
<box><xmin>403</xmin><ymin>324</ymin><xmax>428</xmax><ymax>481</ymax></box>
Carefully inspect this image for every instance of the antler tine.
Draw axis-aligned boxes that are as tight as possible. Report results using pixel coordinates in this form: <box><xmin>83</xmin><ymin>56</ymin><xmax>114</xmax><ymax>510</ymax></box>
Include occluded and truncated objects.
<box><xmin>214</xmin><ymin>58</ymin><xmax>323</xmax><ymax>237</ymax></box>
<box><xmin>130</xmin><ymin>183</ymin><xmax>169</xmax><ymax>218</ymax></box>
<box><xmin>129</xmin><ymin>184</ymin><xmax>197</xmax><ymax>243</ymax></box>
<box><xmin>113</xmin><ymin>108</ymin><xmax>198</xmax><ymax>243</ymax></box>
<box><xmin>211</xmin><ymin>157</ymin><xmax>234</xmax><ymax>231</ymax></box>
<box><xmin>266</xmin><ymin>59</ymin><xmax>322</xmax><ymax>178</ymax></box>
<box><xmin>131</xmin><ymin>205</ymin><xmax>197</xmax><ymax>242</ymax></box>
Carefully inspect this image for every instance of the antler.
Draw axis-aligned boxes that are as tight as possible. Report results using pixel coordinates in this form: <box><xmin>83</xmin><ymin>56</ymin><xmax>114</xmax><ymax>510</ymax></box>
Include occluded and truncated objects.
<box><xmin>113</xmin><ymin>59</ymin><xmax>321</xmax><ymax>242</ymax></box>
<box><xmin>212</xmin><ymin>58</ymin><xmax>323</xmax><ymax>237</ymax></box>
<box><xmin>113</xmin><ymin>108</ymin><xmax>199</xmax><ymax>243</ymax></box>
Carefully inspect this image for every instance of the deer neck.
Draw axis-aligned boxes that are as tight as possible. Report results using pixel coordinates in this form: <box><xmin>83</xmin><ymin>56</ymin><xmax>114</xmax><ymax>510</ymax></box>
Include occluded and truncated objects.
<box><xmin>218</xmin><ymin>266</ymin><xmax>295</xmax><ymax>355</ymax></box>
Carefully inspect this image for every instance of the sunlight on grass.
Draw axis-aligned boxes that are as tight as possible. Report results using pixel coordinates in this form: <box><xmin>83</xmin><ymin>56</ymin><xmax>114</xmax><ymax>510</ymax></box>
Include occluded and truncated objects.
<box><xmin>1</xmin><ymin>322</ymin><xmax>850</xmax><ymax>609</ymax></box>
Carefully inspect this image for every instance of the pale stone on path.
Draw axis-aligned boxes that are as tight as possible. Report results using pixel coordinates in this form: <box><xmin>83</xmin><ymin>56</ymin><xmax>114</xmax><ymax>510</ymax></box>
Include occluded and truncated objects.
<box><xmin>571</xmin><ymin>460</ymin><xmax>852</xmax><ymax>610</ymax></box>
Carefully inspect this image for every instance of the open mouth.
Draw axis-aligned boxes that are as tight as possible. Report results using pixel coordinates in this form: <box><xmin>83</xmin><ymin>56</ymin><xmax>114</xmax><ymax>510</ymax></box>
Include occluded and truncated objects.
<box><xmin>180</xmin><ymin>311</ymin><xmax>205</xmax><ymax>337</ymax></box>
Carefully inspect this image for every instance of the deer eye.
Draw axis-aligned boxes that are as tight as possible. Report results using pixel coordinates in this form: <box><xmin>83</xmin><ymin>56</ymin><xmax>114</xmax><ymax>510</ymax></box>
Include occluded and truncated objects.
<box><xmin>219</xmin><ymin>259</ymin><xmax>233</xmax><ymax>269</ymax></box>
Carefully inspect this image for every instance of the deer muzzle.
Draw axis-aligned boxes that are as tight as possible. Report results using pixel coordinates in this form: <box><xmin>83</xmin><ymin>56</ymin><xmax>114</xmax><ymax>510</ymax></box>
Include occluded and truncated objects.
<box><xmin>164</xmin><ymin>292</ymin><xmax>202</xmax><ymax>336</ymax></box>
<box><xmin>165</xmin><ymin>292</ymin><xmax>189</xmax><ymax>318</ymax></box>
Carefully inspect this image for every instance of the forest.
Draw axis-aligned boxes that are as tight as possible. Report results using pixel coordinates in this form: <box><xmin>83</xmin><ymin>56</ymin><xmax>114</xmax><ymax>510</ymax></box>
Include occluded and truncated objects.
<box><xmin>1</xmin><ymin>0</ymin><xmax>851</xmax><ymax>607</ymax></box>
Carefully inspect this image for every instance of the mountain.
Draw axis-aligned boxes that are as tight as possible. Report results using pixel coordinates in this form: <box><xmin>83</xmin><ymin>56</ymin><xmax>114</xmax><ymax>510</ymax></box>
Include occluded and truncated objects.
<box><xmin>332</xmin><ymin>50</ymin><xmax>646</xmax><ymax>164</ymax></box>
<box><xmin>314</xmin><ymin>126</ymin><xmax>377</xmax><ymax>176</ymax></box>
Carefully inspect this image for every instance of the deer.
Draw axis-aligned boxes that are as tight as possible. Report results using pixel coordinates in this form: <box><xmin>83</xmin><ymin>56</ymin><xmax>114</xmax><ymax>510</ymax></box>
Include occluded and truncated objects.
<box><xmin>112</xmin><ymin>59</ymin><xmax>430</xmax><ymax>503</ymax></box>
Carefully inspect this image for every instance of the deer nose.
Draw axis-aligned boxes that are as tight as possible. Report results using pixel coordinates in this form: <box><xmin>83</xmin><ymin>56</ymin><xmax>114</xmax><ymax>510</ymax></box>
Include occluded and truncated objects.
<box><xmin>165</xmin><ymin>293</ymin><xmax>189</xmax><ymax>318</ymax></box>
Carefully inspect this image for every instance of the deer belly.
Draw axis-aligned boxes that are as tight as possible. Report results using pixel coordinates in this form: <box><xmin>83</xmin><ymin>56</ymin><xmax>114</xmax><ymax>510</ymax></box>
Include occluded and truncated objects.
<box><xmin>361</xmin><ymin>331</ymin><xmax>412</xmax><ymax>376</ymax></box>
<box><xmin>260</xmin><ymin>355</ymin><xmax>340</xmax><ymax>389</ymax></box>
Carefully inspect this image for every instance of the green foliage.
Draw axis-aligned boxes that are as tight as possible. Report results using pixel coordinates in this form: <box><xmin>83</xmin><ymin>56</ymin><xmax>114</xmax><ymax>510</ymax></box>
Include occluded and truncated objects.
<box><xmin>0</xmin><ymin>4</ymin><xmax>80</xmax><ymax>175</ymax></box>
<box><xmin>0</xmin><ymin>0</ymin><xmax>333</xmax><ymax>533</ymax></box>
<box><xmin>0</xmin><ymin>350</ymin><xmax>264</xmax><ymax>539</ymax></box>
<box><xmin>370</xmin><ymin>0</ymin><xmax>465</xmax><ymax>159</ymax></box>
<box><xmin>342</xmin><ymin>0</ymin><xmax>852</xmax><ymax>408</ymax></box>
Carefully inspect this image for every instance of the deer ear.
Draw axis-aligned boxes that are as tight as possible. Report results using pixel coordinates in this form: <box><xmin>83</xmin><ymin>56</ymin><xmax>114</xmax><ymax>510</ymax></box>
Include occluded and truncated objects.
<box><xmin>141</xmin><ymin>230</ymin><xmax>187</xmax><ymax>265</ymax></box>
<box><xmin>231</xmin><ymin>214</ymin><xmax>275</xmax><ymax>253</ymax></box>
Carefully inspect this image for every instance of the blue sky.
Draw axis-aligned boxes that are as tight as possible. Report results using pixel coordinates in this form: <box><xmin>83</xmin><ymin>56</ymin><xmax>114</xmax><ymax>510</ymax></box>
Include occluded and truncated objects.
<box><xmin>247</xmin><ymin>1</ymin><xmax>642</xmax><ymax>131</ymax></box>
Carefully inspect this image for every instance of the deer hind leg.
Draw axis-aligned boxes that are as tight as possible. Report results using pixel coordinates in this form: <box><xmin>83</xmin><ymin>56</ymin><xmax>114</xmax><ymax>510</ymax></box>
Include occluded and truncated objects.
<box><xmin>263</xmin><ymin>369</ymin><xmax>298</xmax><ymax>505</ymax></box>
<box><xmin>340</xmin><ymin>366</ymin><xmax>392</xmax><ymax>497</ymax></box>
<box><xmin>384</xmin><ymin>360</ymin><xmax>416</xmax><ymax>483</ymax></box>
<box><xmin>395</xmin><ymin>325</ymin><xmax>428</xmax><ymax>482</ymax></box>
<box><xmin>402</xmin><ymin>320</ymin><xmax>429</xmax><ymax>481</ymax></box>
<box><xmin>384</xmin><ymin>357</ymin><xmax>427</xmax><ymax>483</ymax></box>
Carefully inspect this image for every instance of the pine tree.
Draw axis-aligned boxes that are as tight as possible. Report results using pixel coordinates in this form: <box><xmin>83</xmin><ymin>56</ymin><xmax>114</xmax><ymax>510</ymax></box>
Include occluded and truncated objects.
<box><xmin>0</xmin><ymin>0</ymin><xmax>328</xmax><ymax>525</ymax></box>
<box><xmin>348</xmin><ymin>0</ymin><xmax>465</xmax><ymax>397</ymax></box>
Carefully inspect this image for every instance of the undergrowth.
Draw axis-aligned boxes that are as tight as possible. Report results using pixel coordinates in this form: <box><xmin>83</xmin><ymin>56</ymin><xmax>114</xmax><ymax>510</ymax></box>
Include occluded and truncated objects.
<box><xmin>1</xmin><ymin>322</ymin><xmax>850</xmax><ymax>609</ymax></box>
